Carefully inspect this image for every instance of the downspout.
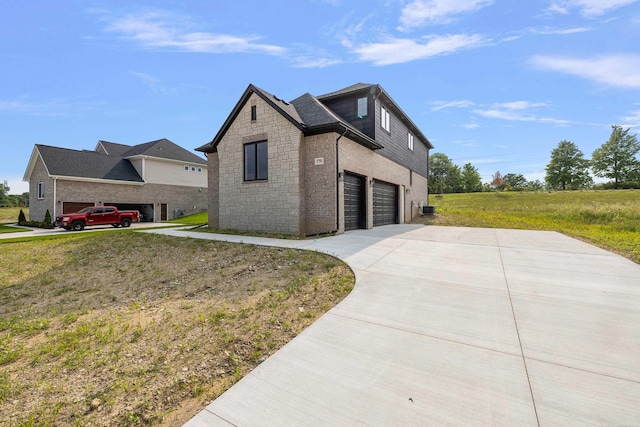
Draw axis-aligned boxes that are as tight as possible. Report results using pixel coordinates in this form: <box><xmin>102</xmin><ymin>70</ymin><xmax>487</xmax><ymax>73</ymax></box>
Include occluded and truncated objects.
<box><xmin>335</xmin><ymin>127</ymin><xmax>348</xmax><ymax>232</ymax></box>
<box><xmin>53</xmin><ymin>177</ymin><xmax>57</xmax><ymax>219</ymax></box>
<box><xmin>426</xmin><ymin>148</ymin><xmax>431</xmax><ymax>206</ymax></box>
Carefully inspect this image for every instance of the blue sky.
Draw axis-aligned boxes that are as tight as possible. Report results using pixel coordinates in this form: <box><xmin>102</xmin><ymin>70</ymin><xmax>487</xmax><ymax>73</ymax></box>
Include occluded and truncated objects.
<box><xmin>2</xmin><ymin>0</ymin><xmax>640</xmax><ymax>194</ymax></box>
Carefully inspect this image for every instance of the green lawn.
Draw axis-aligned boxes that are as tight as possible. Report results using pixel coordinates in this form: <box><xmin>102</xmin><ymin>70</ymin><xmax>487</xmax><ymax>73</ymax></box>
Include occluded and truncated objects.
<box><xmin>424</xmin><ymin>190</ymin><xmax>640</xmax><ymax>264</ymax></box>
<box><xmin>0</xmin><ymin>207</ymin><xmax>29</xmax><ymax>234</ymax></box>
<box><xmin>168</xmin><ymin>211</ymin><xmax>208</xmax><ymax>226</ymax></box>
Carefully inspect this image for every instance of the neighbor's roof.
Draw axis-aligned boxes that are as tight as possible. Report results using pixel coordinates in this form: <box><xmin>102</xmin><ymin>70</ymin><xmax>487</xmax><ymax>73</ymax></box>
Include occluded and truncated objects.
<box><xmin>122</xmin><ymin>138</ymin><xmax>207</xmax><ymax>165</ymax></box>
<box><xmin>31</xmin><ymin>145</ymin><xmax>144</xmax><ymax>182</ymax></box>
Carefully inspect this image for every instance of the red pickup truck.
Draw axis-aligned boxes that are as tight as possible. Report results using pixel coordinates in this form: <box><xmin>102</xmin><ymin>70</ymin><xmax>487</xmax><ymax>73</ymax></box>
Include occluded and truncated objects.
<box><xmin>55</xmin><ymin>206</ymin><xmax>140</xmax><ymax>231</ymax></box>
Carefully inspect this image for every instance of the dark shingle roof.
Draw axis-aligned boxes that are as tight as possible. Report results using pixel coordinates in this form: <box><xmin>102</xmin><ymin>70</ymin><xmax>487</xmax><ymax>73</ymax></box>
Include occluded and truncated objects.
<box><xmin>316</xmin><ymin>82</ymin><xmax>376</xmax><ymax>100</ymax></box>
<box><xmin>36</xmin><ymin>145</ymin><xmax>144</xmax><ymax>182</ymax></box>
<box><xmin>97</xmin><ymin>141</ymin><xmax>132</xmax><ymax>156</ymax></box>
<box><xmin>122</xmin><ymin>138</ymin><xmax>207</xmax><ymax>165</ymax></box>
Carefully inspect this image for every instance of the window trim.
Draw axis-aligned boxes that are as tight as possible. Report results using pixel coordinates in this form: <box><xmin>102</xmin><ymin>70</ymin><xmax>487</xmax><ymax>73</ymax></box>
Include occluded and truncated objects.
<box><xmin>408</xmin><ymin>132</ymin><xmax>414</xmax><ymax>151</ymax></box>
<box><xmin>243</xmin><ymin>140</ymin><xmax>268</xmax><ymax>182</ymax></box>
<box><xmin>357</xmin><ymin>97</ymin><xmax>368</xmax><ymax>119</ymax></box>
<box><xmin>184</xmin><ymin>165</ymin><xmax>189</xmax><ymax>171</ymax></box>
<box><xmin>37</xmin><ymin>182</ymin><xmax>45</xmax><ymax>199</ymax></box>
<box><xmin>381</xmin><ymin>105</ymin><xmax>390</xmax><ymax>132</ymax></box>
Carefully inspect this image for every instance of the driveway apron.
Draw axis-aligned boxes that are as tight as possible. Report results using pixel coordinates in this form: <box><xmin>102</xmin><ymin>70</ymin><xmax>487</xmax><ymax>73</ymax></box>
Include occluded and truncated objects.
<box><xmin>140</xmin><ymin>225</ymin><xmax>640</xmax><ymax>426</ymax></box>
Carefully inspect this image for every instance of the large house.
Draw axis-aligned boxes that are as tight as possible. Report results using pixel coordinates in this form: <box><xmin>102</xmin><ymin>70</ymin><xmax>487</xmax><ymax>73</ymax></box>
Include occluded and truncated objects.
<box><xmin>197</xmin><ymin>83</ymin><xmax>433</xmax><ymax>235</ymax></box>
<box><xmin>24</xmin><ymin>138</ymin><xmax>207</xmax><ymax>222</ymax></box>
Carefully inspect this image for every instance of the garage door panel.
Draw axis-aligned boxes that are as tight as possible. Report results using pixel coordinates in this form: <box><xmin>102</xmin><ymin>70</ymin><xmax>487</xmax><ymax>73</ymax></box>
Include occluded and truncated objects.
<box><xmin>373</xmin><ymin>180</ymin><xmax>398</xmax><ymax>227</ymax></box>
<box><xmin>63</xmin><ymin>202</ymin><xmax>94</xmax><ymax>214</ymax></box>
<box><xmin>344</xmin><ymin>173</ymin><xmax>365</xmax><ymax>231</ymax></box>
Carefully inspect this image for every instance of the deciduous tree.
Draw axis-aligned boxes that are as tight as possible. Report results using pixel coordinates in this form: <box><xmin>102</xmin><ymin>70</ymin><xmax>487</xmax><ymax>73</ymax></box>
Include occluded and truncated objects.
<box><xmin>545</xmin><ymin>140</ymin><xmax>592</xmax><ymax>190</ymax></box>
<box><xmin>591</xmin><ymin>125</ymin><xmax>640</xmax><ymax>189</ymax></box>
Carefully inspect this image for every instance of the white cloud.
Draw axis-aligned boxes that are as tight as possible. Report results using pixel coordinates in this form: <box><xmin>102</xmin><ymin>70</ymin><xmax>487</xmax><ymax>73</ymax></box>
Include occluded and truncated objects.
<box><xmin>430</xmin><ymin>100</ymin><xmax>475</xmax><ymax>112</ymax></box>
<box><xmin>620</xmin><ymin>110</ymin><xmax>640</xmax><ymax>128</ymax></box>
<box><xmin>0</xmin><ymin>98</ymin><xmax>98</xmax><ymax>116</ymax></box>
<box><xmin>473</xmin><ymin>101</ymin><xmax>571</xmax><ymax>124</ymax></box>
<box><xmin>129</xmin><ymin>71</ymin><xmax>176</xmax><ymax>95</ymax></box>
<box><xmin>352</xmin><ymin>34</ymin><xmax>485</xmax><ymax>65</ymax></box>
<box><xmin>106</xmin><ymin>10</ymin><xmax>286</xmax><ymax>55</ymax></box>
<box><xmin>399</xmin><ymin>0</ymin><xmax>493</xmax><ymax>28</ymax></box>
<box><xmin>531</xmin><ymin>54</ymin><xmax>640</xmax><ymax>89</ymax></box>
<box><xmin>546</xmin><ymin>0</ymin><xmax>638</xmax><ymax>17</ymax></box>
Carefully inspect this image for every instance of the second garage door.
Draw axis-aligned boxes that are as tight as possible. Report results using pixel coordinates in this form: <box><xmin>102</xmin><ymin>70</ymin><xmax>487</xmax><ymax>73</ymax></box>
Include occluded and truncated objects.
<box><xmin>373</xmin><ymin>180</ymin><xmax>398</xmax><ymax>226</ymax></box>
<box><xmin>344</xmin><ymin>173</ymin><xmax>365</xmax><ymax>231</ymax></box>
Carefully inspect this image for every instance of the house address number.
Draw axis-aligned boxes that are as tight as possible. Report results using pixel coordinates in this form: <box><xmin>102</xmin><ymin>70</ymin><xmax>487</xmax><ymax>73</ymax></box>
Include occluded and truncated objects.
<box><xmin>314</xmin><ymin>157</ymin><xmax>324</xmax><ymax>165</ymax></box>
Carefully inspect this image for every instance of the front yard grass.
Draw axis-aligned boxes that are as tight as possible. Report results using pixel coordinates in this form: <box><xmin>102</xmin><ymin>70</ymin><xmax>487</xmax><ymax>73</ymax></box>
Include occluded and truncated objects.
<box><xmin>0</xmin><ymin>231</ymin><xmax>354</xmax><ymax>426</ymax></box>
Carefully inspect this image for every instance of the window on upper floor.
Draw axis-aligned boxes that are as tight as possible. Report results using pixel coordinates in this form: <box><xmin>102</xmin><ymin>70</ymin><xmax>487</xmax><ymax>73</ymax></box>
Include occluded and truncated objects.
<box><xmin>251</xmin><ymin>105</ymin><xmax>257</xmax><ymax>121</ymax></box>
<box><xmin>37</xmin><ymin>182</ymin><xmax>45</xmax><ymax>199</ymax></box>
<box><xmin>357</xmin><ymin>97</ymin><xmax>368</xmax><ymax>118</ymax></box>
<box><xmin>244</xmin><ymin>140</ymin><xmax>268</xmax><ymax>181</ymax></box>
<box><xmin>408</xmin><ymin>133</ymin><xmax>414</xmax><ymax>151</ymax></box>
<box><xmin>184</xmin><ymin>165</ymin><xmax>189</xmax><ymax>171</ymax></box>
<box><xmin>381</xmin><ymin>105</ymin><xmax>390</xmax><ymax>132</ymax></box>
<box><xmin>197</xmin><ymin>167</ymin><xmax>202</xmax><ymax>173</ymax></box>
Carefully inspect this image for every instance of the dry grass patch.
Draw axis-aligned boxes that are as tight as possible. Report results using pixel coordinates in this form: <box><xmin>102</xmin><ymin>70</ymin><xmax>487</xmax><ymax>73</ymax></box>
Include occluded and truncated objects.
<box><xmin>0</xmin><ymin>232</ymin><xmax>354</xmax><ymax>426</ymax></box>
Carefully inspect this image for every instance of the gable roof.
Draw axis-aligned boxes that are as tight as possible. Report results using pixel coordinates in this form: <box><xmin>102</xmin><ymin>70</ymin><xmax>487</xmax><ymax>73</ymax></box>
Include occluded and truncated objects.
<box><xmin>318</xmin><ymin>83</ymin><xmax>434</xmax><ymax>150</ymax></box>
<box><xmin>197</xmin><ymin>84</ymin><xmax>382</xmax><ymax>153</ymax></box>
<box><xmin>121</xmin><ymin>138</ymin><xmax>207</xmax><ymax>165</ymax></box>
<box><xmin>27</xmin><ymin>145</ymin><xmax>144</xmax><ymax>182</ymax></box>
<box><xmin>24</xmin><ymin>138</ymin><xmax>206</xmax><ymax>183</ymax></box>
<box><xmin>96</xmin><ymin>140</ymin><xmax>132</xmax><ymax>156</ymax></box>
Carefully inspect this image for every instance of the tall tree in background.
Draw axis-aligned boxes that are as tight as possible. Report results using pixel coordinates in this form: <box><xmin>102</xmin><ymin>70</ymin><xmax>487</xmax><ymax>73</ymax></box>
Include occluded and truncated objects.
<box><xmin>591</xmin><ymin>125</ymin><xmax>640</xmax><ymax>189</ymax></box>
<box><xmin>502</xmin><ymin>173</ymin><xmax>528</xmax><ymax>191</ymax></box>
<box><xmin>461</xmin><ymin>163</ymin><xmax>482</xmax><ymax>192</ymax></box>
<box><xmin>0</xmin><ymin>180</ymin><xmax>9</xmax><ymax>207</ymax></box>
<box><xmin>545</xmin><ymin>140</ymin><xmax>592</xmax><ymax>190</ymax></box>
<box><xmin>491</xmin><ymin>171</ymin><xmax>504</xmax><ymax>191</ymax></box>
<box><xmin>428</xmin><ymin>153</ymin><xmax>462</xmax><ymax>194</ymax></box>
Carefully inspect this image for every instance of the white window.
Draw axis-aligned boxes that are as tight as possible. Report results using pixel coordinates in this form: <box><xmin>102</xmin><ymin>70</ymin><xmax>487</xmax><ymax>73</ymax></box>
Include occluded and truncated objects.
<box><xmin>184</xmin><ymin>165</ymin><xmax>189</xmax><ymax>171</ymax></box>
<box><xmin>381</xmin><ymin>105</ymin><xmax>390</xmax><ymax>132</ymax></box>
<box><xmin>37</xmin><ymin>182</ymin><xmax>45</xmax><ymax>199</ymax></box>
<box><xmin>408</xmin><ymin>133</ymin><xmax>414</xmax><ymax>151</ymax></box>
<box><xmin>357</xmin><ymin>97</ymin><xmax>367</xmax><ymax>118</ymax></box>
<box><xmin>191</xmin><ymin>166</ymin><xmax>196</xmax><ymax>172</ymax></box>
<box><xmin>197</xmin><ymin>167</ymin><xmax>202</xmax><ymax>173</ymax></box>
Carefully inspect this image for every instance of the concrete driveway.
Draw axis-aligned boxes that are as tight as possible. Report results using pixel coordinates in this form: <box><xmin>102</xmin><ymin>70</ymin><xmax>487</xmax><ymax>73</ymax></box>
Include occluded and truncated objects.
<box><xmin>143</xmin><ymin>225</ymin><xmax>640</xmax><ymax>426</ymax></box>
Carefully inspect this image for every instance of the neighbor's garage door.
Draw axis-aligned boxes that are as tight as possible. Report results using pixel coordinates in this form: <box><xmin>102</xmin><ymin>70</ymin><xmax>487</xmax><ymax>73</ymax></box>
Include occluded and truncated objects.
<box><xmin>373</xmin><ymin>180</ymin><xmax>398</xmax><ymax>226</ymax></box>
<box><xmin>344</xmin><ymin>173</ymin><xmax>365</xmax><ymax>231</ymax></box>
<box><xmin>63</xmin><ymin>202</ymin><xmax>93</xmax><ymax>214</ymax></box>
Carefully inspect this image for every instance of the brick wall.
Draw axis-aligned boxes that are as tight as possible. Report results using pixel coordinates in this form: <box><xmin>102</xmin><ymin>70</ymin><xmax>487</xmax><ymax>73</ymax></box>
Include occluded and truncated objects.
<box><xmin>302</xmin><ymin>134</ymin><xmax>338</xmax><ymax>234</ymax></box>
<box><xmin>28</xmin><ymin>157</ymin><xmax>54</xmax><ymax>221</ymax></box>
<box><xmin>216</xmin><ymin>93</ymin><xmax>304</xmax><ymax>234</ymax></box>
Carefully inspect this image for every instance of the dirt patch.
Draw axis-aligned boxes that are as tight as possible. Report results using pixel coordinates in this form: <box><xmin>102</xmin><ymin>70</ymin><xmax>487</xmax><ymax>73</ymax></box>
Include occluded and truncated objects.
<box><xmin>0</xmin><ymin>232</ymin><xmax>354</xmax><ymax>426</ymax></box>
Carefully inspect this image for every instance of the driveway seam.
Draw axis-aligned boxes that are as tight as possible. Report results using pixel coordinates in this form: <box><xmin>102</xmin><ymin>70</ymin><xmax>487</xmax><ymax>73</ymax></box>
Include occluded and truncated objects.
<box><xmin>496</xmin><ymin>231</ymin><xmax>541</xmax><ymax>427</ymax></box>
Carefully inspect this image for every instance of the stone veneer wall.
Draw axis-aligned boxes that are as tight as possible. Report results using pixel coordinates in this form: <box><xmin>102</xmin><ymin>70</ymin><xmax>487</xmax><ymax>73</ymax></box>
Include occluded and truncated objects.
<box><xmin>28</xmin><ymin>157</ymin><xmax>55</xmax><ymax>222</ymax></box>
<box><xmin>216</xmin><ymin>93</ymin><xmax>304</xmax><ymax>234</ymax></box>
<box><xmin>207</xmin><ymin>153</ymin><xmax>220</xmax><ymax>229</ymax></box>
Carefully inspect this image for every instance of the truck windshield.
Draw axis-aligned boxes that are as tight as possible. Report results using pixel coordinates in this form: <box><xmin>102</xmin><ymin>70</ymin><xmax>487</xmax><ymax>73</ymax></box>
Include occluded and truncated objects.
<box><xmin>76</xmin><ymin>207</ymin><xmax>94</xmax><ymax>213</ymax></box>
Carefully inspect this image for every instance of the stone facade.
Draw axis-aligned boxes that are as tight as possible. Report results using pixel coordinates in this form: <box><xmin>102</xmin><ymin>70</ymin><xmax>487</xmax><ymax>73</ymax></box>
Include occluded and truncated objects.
<box><xmin>215</xmin><ymin>93</ymin><xmax>304</xmax><ymax>234</ymax></box>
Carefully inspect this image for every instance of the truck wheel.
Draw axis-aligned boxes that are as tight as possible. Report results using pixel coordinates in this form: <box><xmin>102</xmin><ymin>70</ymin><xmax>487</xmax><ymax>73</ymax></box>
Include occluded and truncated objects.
<box><xmin>120</xmin><ymin>218</ymin><xmax>131</xmax><ymax>228</ymax></box>
<box><xmin>112</xmin><ymin>224</ymin><xmax>120</xmax><ymax>228</ymax></box>
<box><xmin>71</xmin><ymin>221</ymin><xmax>85</xmax><ymax>231</ymax></box>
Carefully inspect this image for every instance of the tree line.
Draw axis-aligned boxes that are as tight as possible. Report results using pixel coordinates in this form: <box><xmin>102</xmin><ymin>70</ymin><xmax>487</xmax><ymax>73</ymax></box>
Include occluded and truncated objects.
<box><xmin>429</xmin><ymin>125</ymin><xmax>640</xmax><ymax>194</ymax></box>
<box><xmin>0</xmin><ymin>181</ymin><xmax>29</xmax><ymax>207</ymax></box>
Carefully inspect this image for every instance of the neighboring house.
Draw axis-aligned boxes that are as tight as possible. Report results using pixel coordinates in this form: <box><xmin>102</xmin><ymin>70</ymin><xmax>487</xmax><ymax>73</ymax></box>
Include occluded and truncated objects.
<box><xmin>197</xmin><ymin>83</ymin><xmax>433</xmax><ymax>235</ymax></box>
<box><xmin>24</xmin><ymin>138</ymin><xmax>207</xmax><ymax>222</ymax></box>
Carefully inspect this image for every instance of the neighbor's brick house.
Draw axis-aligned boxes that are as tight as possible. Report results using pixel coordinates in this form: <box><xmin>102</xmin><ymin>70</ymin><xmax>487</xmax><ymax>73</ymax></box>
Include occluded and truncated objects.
<box><xmin>24</xmin><ymin>139</ymin><xmax>207</xmax><ymax>222</ymax></box>
<box><xmin>197</xmin><ymin>83</ymin><xmax>433</xmax><ymax>235</ymax></box>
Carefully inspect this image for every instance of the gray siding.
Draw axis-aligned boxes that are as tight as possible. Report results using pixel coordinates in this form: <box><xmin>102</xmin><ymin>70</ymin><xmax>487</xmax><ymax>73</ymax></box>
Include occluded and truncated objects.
<box><xmin>322</xmin><ymin>96</ymin><xmax>375</xmax><ymax>140</ymax></box>
<box><xmin>373</xmin><ymin>98</ymin><xmax>429</xmax><ymax>177</ymax></box>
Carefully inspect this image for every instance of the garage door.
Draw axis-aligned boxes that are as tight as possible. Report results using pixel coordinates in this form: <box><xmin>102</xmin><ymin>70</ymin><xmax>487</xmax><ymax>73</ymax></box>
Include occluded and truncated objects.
<box><xmin>344</xmin><ymin>173</ymin><xmax>365</xmax><ymax>230</ymax></box>
<box><xmin>373</xmin><ymin>180</ymin><xmax>398</xmax><ymax>226</ymax></box>
<box><xmin>63</xmin><ymin>202</ymin><xmax>93</xmax><ymax>214</ymax></box>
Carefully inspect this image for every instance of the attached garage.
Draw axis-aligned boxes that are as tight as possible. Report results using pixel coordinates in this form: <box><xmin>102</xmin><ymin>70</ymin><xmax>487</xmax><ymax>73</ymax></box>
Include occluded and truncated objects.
<box><xmin>63</xmin><ymin>202</ymin><xmax>94</xmax><ymax>214</ymax></box>
<box><xmin>373</xmin><ymin>180</ymin><xmax>398</xmax><ymax>226</ymax></box>
<box><xmin>344</xmin><ymin>172</ymin><xmax>365</xmax><ymax>231</ymax></box>
<box><xmin>106</xmin><ymin>203</ymin><xmax>155</xmax><ymax>222</ymax></box>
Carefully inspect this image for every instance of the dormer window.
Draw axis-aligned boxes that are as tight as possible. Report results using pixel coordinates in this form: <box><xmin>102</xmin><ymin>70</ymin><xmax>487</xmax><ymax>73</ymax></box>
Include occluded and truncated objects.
<box><xmin>357</xmin><ymin>97</ymin><xmax>367</xmax><ymax>118</ymax></box>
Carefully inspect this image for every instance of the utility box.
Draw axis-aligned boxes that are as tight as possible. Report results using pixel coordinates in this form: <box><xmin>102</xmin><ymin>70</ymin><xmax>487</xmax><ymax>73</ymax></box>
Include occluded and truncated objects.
<box><xmin>422</xmin><ymin>205</ymin><xmax>435</xmax><ymax>215</ymax></box>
